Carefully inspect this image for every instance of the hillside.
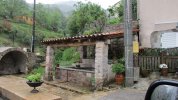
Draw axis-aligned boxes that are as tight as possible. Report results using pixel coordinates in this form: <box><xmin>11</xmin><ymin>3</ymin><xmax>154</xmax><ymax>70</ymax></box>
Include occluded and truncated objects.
<box><xmin>48</xmin><ymin>1</ymin><xmax>77</xmax><ymax>17</ymax></box>
<box><xmin>28</xmin><ymin>1</ymin><xmax>76</xmax><ymax>17</ymax></box>
<box><xmin>0</xmin><ymin>19</ymin><xmax>63</xmax><ymax>54</ymax></box>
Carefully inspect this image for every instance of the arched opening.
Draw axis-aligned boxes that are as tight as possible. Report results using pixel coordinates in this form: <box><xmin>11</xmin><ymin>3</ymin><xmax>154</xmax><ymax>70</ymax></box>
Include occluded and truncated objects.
<box><xmin>0</xmin><ymin>51</ymin><xmax>28</xmax><ymax>75</ymax></box>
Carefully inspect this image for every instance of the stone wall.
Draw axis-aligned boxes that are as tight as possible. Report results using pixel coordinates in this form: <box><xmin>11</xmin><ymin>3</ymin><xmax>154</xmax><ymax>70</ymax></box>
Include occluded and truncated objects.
<box><xmin>26</xmin><ymin>52</ymin><xmax>37</xmax><ymax>70</ymax></box>
<box><xmin>103</xmin><ymin>21</ymin><xmax>138</xmax><ymax>33</ymax></box>
<box><xmin>107</xmin><ymin>64</ymin><xmax>115</xmax><ymax>82</ymax></box>
<box><xmin>80</xmin><ymin>59</ymin><xmax>95</xmax><ymax>68</ymax></box>
<box><xmin>0</xmin><ymin>47</ymin><xmax>31</xmax><ymax>75</ymax></box>
<box><xmin>55</xmin><ymin>67</ymin><xmax>94</xmax><ymax>87</ymax></box>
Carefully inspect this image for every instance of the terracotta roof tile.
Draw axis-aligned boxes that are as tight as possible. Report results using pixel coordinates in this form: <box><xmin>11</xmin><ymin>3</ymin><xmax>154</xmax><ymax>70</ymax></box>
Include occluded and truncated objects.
<box><xmin>41</xmin><ymin>29</ymin><xmax>139</xmax><ymax>44</ymax></box>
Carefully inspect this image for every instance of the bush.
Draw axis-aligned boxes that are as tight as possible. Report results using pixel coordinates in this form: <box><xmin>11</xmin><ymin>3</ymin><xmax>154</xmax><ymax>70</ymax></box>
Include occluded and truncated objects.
<box><xmin>26</xmin><ymin>67</ymin><xmax>44</xmax><ymax>82</ymax></box>
<box><xmin>54</xmin><ymin>49</ymin><xmax>63</xmax><ymax>65</ymax></box>
<box><xmin>54</xmin><ymin>47</ymin><xmax>80</xmax><ymax>66</ymax></box>
<box><xmin>26</xmin><ymin>73</ymin><xmax>42</xmax><ymax>82</ymax></box>
<box><xmin>31</xmin><ymin>67</ymin><xmax>44</xmax><ymax>75</ymax></box>
<box><xmin>112</xmin><ymin>63</ymin><xmax>125</xmax><ymax>74</ymax></box>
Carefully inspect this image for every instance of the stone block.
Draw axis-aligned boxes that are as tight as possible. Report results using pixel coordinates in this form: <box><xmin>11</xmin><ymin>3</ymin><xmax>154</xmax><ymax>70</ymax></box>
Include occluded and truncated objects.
<box><xmin>86</xmin><ymin>73</ymin><xmax>92</xmax><ymax>77</ymax></box>
<box><xmin>134</xmin><ymin>67</ymin><xmax>140</xmax><ymax>81</ymax></box>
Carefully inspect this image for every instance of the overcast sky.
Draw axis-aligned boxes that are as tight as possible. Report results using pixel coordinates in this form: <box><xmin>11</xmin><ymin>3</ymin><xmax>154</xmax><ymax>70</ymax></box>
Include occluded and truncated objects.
<box><xmin>25</xmin><ymin>0</ymin><xmax>119</xmax><ymax>9</ymax></box>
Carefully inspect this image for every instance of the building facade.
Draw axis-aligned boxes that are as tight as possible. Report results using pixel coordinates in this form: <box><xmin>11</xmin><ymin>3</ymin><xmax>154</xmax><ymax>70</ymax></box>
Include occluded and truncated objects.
<box><xmin>138</xmin><ymin>0</ymin><xmax>178</xmax><ymax>48</ymax></box>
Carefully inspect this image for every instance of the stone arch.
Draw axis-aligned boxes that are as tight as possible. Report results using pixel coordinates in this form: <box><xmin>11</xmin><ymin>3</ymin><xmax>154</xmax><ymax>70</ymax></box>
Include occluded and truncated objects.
<box><xmin>0</xmin><ymin>47</ymin><xmax>28</xmax><ymax>75</ymax></box>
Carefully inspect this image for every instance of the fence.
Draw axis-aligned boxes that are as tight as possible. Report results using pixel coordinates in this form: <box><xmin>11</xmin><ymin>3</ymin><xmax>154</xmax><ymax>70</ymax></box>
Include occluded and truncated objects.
<box><xmin>134</xmin><ymin>55</ymin><xmax>178</xmax><ymax>73</ymax></box>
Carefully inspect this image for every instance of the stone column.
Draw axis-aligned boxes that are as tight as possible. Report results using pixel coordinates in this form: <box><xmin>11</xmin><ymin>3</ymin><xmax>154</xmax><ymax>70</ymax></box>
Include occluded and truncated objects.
<box><xmin>44</xmin><ymin>46</ymin><xmax>54</xmax><ymax>81</ymax></box>
<box><xmin>77</xmin><ymin>46</ymin><xmax>83</xmax><ymax>60</ymax></box>
<box><xmin>95</xmin><ymin>41</ymin><xmax>108</xmax><ymax>89</ymax></box>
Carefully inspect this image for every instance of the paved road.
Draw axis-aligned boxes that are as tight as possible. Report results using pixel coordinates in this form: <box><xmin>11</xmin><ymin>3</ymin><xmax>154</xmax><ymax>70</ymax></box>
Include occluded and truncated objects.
<box><xmin>73</xmin><ymin>88</ymin><xmax>146</xmax><ymax>100</ymax></box>
<box><xmin>99</xmin><ymin>88</ymin><xmax>146</xmax><ymax>100</ymax></box>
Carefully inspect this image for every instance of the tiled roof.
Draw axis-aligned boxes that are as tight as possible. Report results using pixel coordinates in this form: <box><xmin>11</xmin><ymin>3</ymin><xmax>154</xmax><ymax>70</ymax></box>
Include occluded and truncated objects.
<box><xmin>41</xmin><ymin>29</ymin><xmax>139</xmax><ymax>45</ymax></box>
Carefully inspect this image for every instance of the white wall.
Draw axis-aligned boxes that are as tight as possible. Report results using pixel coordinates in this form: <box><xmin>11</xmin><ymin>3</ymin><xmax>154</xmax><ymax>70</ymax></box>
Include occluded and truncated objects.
<box><xmin>138</xmin><ymin>0</ymin><xmax>178</xmax><ymax>47</ymax></box>
<box><xmin>161</xmin><ymin>32</ymin><xmax>178</xmax><ymax>48</ymax></box>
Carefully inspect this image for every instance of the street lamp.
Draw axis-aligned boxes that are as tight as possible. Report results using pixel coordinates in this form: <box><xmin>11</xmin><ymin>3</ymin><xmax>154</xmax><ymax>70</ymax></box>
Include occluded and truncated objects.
<box><xmin>31</xmin><ymin>0</ymin><xmax>36</xmax><ymax>53</ymax></box>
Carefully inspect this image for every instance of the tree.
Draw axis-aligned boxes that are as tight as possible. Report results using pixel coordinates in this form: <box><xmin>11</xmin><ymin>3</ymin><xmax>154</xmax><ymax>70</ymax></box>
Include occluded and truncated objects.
<box><xmin>107</xmin><ymin>0</ymin><xmax>137</xmax><ymax>24</ymax></box>
<box><xmin>36</xmin><ymin>4</ymin><xmax>65</xmax><ymax>32</ymax></box>
<box><xmin>67</xmin><ymin>2</ymin><xmax>107</xmax><ymax>36</ymax></box>
<box><xmin>0</xmin><ymin>0</ymin><xmax>29</xmax><ymax>18</ymax></box>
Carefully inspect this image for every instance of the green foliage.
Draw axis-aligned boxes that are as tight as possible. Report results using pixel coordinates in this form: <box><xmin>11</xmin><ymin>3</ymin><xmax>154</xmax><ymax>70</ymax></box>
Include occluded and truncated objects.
<box><xmin>117</xmin><ymin>57</ymin><xmax>125</xmax><ymax>65</ymax></box>
<box><xmin>61</xmin><ymin>48</ymin><xmax>80</xmax><ymax>63</ymax></box>
<box><xmin>112</xmin><ymin>63</ymin><xmax>125</xmax><ymax>74</ymax></box>
<box><xmin>107</xmin><ymin>18</ymin><xmax>120</xmax><ymax>25</ymax></box>
<box><xmin>67</xmin><ymin>2</ymin><xmax>107</xmax><ymax>36</ymax></box>
<box><xmin>54</xmin><ymin>47</ymin><xmax>80</xmax><ymax>66</ymax></box>
<box><xmin>26</xmin><ymin>67</ymin><xmax>44</xmax><ymax>82</ymax></box>
<box><xmin>54</xmin><ymin>49</ymin><xmax>63</xmax><ymax>64</ymax></box>
<box><xmin>31</xmin><ymin>67</ymin><xmax>45</xmax><ymax>75</ymax></box>
<box><xmin>36</xmin><ymin>4</ymin><xmax>66</xmax><ymax>32</ymax></box>
<box><xmin>108</xmin><ymin>0</ymin><xmax>137</xmax><ymax>23</ymax></box>
<box><xmin>0</xmin><ymin>0</ymin><xmax>29</xmax><ymax>18</ymax></box>
<box><xmin>112</xmin><ymin>58</ymin><xmax>125</xmax><ymax>74</ymax></box>
<box><xmin>83</xmin><ymin>29</ymin><xmax>97</xmax><ymax>35</ymax></box>
<box><xmin>26</xmin><ymin>73</ymin><xmax>42</xmax><ymax>82</ymax></box>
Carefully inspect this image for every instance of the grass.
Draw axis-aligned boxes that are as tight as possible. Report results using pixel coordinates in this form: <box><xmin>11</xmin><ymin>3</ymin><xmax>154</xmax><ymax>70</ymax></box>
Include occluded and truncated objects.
<box><xmin>0</xmin><ymin>20</ymin><xmax>63</xmax><ymax>55</ymax></box>
<box><xmin>12</xmin><ymin>22</ymin><xmax>63</xmax><ymax>39</ymax></box>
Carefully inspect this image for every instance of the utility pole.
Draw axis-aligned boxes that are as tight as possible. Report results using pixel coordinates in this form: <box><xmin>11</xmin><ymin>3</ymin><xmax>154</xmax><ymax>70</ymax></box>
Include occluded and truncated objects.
<box><xmin>124</xmin><ymin>0</ymin><xmax>134</xmax><ymax>86</ymax></box>
<box><xmin>31</xmin><ymin>0</ymin><xmax>36</xmax><ymax>53</ymax></box>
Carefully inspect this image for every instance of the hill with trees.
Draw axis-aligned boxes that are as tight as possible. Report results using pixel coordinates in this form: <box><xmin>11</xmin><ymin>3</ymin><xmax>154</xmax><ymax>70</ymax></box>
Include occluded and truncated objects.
<box><xmin>0</xmin><ymin>0</ymin><xmax>135</xmax><ymax>55</ymax></box>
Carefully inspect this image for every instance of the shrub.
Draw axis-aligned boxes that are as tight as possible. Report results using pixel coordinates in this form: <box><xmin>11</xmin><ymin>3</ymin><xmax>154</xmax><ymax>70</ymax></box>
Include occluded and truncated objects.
<box><xmin>31</xmin><ymin>67</ymin><xmax>44</xmax><ymax>75</ymax></box>
<box><xmin>54</xmin><ymin>47</ymin><xmax>80</xmax><ymax>66</ymax></box>
<box><xmin>26</xmin><ymin>67</ymin><xmax>44</xmax><ymax>82</ymax></box>
<box><xmin>26</xmin><ymin>73</ymin><xmax>42</xmax><ymax>82</ymax></box>
<box><xmin>112</xmin><ymin>63</ymin><xmax>125</xmax><ymax>74</ymax></box>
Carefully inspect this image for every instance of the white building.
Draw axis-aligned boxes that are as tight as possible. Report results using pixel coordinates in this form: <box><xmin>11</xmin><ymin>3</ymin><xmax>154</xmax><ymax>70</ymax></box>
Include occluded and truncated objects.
<box><xmin>138</xmin><ymin>0</ymin><xmax>178</xmax><ymax>48</ymax></box>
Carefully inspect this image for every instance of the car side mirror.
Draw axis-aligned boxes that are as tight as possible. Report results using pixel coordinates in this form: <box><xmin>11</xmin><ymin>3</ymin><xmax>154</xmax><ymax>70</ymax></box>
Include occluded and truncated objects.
<box><xmin>145</xmin><ymin>80</ymin><xmax>178</xmax><ymax>100</ymax></box>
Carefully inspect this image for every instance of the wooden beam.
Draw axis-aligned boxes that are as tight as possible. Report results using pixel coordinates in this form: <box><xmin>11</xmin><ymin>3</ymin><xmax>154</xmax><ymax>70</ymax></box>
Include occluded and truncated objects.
<box><xmin>50</xmin><ymin>41</ymin><xmax>96</xmax><ymax>47</ymax></box>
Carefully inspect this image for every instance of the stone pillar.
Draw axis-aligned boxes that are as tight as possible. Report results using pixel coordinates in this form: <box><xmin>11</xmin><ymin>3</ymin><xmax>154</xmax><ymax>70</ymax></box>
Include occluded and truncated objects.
<box><xmin>95</xmin><ymin>41</ymin><xmax>108</xmax><ymax>89</ymax></box>
<box><xmin>44</xmin><ymin>46</ymin><xmax>54</xmax><ymax>81</ymax></box>
<box><xmin>77</xmin><ymin>46</ymin><xmax>83</xmax><ymax>60</ymax></box>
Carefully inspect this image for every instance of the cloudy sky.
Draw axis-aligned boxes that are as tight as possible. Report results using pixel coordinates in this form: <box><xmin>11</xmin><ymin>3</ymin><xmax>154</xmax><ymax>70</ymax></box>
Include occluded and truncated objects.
<box><xmin>25</xmin><ymin>0</ymin><xmax>119</xmax><ymax>9</ymax></box>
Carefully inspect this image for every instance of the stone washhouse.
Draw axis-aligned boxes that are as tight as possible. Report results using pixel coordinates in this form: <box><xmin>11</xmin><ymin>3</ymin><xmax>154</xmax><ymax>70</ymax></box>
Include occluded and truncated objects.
<box><xmin>0</xmin><ymin>47</ymin><xmax>36</xmax><ymax>75</ymax></box>
<box><xmin>42</xmin><ymin>27</ymin><xmax>139</xmax><ymax>88</ymax></box>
